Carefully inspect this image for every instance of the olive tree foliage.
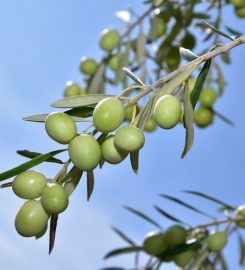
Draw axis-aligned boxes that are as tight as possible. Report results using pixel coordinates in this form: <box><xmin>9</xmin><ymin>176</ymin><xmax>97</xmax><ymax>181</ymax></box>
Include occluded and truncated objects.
<box><xmin>0</xmin><ymin>0</ymin><xmax>245</xmax><ymax>269</ymax></box>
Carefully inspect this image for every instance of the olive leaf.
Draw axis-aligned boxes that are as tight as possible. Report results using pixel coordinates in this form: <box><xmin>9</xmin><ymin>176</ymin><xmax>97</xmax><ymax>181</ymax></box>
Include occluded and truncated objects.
<box><xmin>215</xmin><ymin>63</ymin><xmax>225</xmax><ymax>96</ymax></box>
<box><xmin>65</xmin><ymin>106</ymin><xmax>95</xmax><ymax>118</ymax></box>
<box><xmin>212</xmin><ymin>109</ymin><xmax>234</xmax><ymax>126</ymax></box>
<box><xmin>88</xmin><ymin>64</ymin><xmax>105</xmax><ymax>94</ymax></box>
<box><xmin>0</xmin><ymin>181</ymin><xmax>12</xmax><ymax>189</ymax></box>
<box><xmin>111</xmin><ymin>226</ymin><xmax>136</xmax><ymax>246</ymax></box>
<box><xmin>63</xmin><ymin>166</ymin><xmax>83</xmax><ymax>196</ymax></box>
<box><xmin>104</xmin><ymin>246</ymin><xmax>142</xmax><ymax>259</ymax></box>
<box><xmin>23</xmin><ymin>113</ymin><xmax>91</xmax><ymax>122</ymax></box>
<box><xmin>49</xmin><ymin>214</ymin><xmax>58</xmax><ymax>254</ymax></box>
<box><xmin>51</xmin><ymin>94</ymin><xmax>114</xmax><ymax>108</ymax></box>
<box><xmin>130</xmin><ymin>150</ymin><xmax>139</xmax><ymax>175</ymax></box>
<box><xmin>185</xmin><ymin>247</ymin><xmax>210</xmax><ymax>270</ymax></box>
<box><xmin>0</xmin><ymin>149</ymin><xmax>67</xmax><ymax>182</ymax></box>
<box><xmin>136</xmin><ymin>26</ymin><xmax>145</xmax><ymax>64</ymax></box>
<box><xmin>181</xmin><ymin>84</ymin><xmax>194</xmax><ymax>159</ymax></box>
<box><xmin>87</xmin><ymin>170</ymin><xmax>94</xmax><ymax>201</ymax></box>
<box><xmin>17</xmin><ymin>150</ymin><xmax>65</xmax><ymax>164</ymax></box>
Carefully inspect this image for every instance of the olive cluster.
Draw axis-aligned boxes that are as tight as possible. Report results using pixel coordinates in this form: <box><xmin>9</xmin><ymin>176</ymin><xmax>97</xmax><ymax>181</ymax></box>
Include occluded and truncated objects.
<box><xmin>142</xmin><ymin>225</ymin><xmax>227</xmax><ymax>268</ymax></box>
<box><xmin>230</xmin><ymin>0</ymin><xmax>245</xmax><ymax>17</ymax></box>
<box><xmin>12</xmin><ymin>170</ymin><xmax>68</xmax><ymax>238</ymax></box>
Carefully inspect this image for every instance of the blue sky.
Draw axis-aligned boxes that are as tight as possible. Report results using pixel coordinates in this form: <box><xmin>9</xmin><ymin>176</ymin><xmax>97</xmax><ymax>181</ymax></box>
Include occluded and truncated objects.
<box><xmin>0</xmin><ymin>1</ymin><xmax>245</xmax><ymax>270</ymax></box>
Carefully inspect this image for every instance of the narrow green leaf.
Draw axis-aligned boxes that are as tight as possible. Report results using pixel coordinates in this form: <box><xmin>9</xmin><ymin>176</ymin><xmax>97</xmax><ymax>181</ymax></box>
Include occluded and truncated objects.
<box><xmin>0</xmin><ymin>149</ymin><xmax>66</xmax><ymax>182</ymax></box>
<box><xmin>136</xmin><ymin>26</ymin><xmax>145</xmax><ymax>64</ymax></box>
<box><xmin>111</xmin><ymin>226</ymin><xmax>136</xmax><ymax>246</ymax></box>
<box><xmin>123</xmin><ymin>206</ymin><xmax>162</xmax><ymax>229</ymax></box>
<box><xmin>130</xmin><ymin>150</ymin><xmax>139</xmax><ymax>175</ymax></box>
<box><xmin>49</xmin><ymin>214</ymin><xmax>58</xmax><ymax>254</ymax></box>
<box><xmin>190</xmin><ymin>59</ymin><xmax>212</xmax><ymax>109</ymax></box>
<box><xmin>87</xmin><ymin>170</ymin><xmax>94</xmax><ymax>201</ymax></box>
<box><xmin>237</xmin><ymin>233</ymin><xmax>245</xmax><ymax>265</ymax></box>
<box><xmin>183</xmin><ymin>190</ymin><xmax>236</xmax><ymax>210</ymax></box>
<box><xmin>104</xmin><ymin>246</ymin><xmax>142</xmax><ymax>259</ymax></box>
<box><xmin>202</xmin><ymin>20</ymin><xmax>234</xmax><ymax>41</ymax></box>
<box><xmin>159</xmin><ymin>194</ymin><xmax>216</xmax><ymax>219</ymax></box>
<box><xmin>122</xmin><ymin>67</ymin><xmax>145</xmax><ymax>86</ymax></box>
<box><xmin>154</xmin><ymin>205</ymin><xmax>186</xmax><ymax>225</ymax></box>
<box><xmin>212</xmin><ymin>109</ymin><xmax>235</xmax><ymax>126</ymax></box>
<box><xmin>23</xmin><ymin>113</ymin><xmax>91</xmax><ymax>122</ymax></box>
<box><xmin>88</xmin><ymin>64</ymin><xmax>105</xmax><ymax>94</ymax></box>
<box><xmin>225</xmin><ymin>25</ymin><xmax>242</xmax><ymax>38</ymax></box>
<box><xmin>115</xmin><ymin>43</ymin><xmax>130</xmax><ymax>85</ymax></box>
<box><xmin>17</xmin><ymin>150</ymin><xmax>65</xmax><ymax>164</ymax></box>
<box><xmin>65</xmin><ymin>106</ymin><xmax>95</xmax><ymax>118</ymax></box>
<box><xmin>51</xmin><ymin>94</ymin><xmax>114</xmax><ymax>108</ymax></box>
<box><xmin>181</xmin><ymin>84</ymin><xmax>194</xmax><ymax>159</ymax></box>
<box><xmin>215</xmin><ymin>63</ymin><xmax>226</xmax><ymax>96</ymax></box>
<box><xmin>63</xmin><ymin>166</ymin><xmax>83</xmax><ymax>196</ymax></box>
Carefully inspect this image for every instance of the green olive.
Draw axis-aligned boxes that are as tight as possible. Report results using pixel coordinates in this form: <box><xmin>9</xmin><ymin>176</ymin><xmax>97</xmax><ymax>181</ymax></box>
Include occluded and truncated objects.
<box><xmin>207</xmin><ymin>230</ymin><xmax>227</xmax><ymax>252</ymax></box>
<box><xmin>153</xmin><ymin>95</ymin><xmax>182</xmax><ymax>129</ymax></box>
<box><xmin>63</xmin><ymin>81</ymin><xmax>81</xmax><ymax>97</ymax></box>
<box><xmin>41</xmin><ymin>184</ymin><xmax>68</xmax><ymax>214</ymax></box>
<box><xmin>45</xmin><ymin>112</ymin><xmax>77</xmax><ymax>144</ymax></box>
<box><xmin>35</xmin><ymin>223</ymin><xmax>48</xmax><ymax>239</ymax></box>
<box><xmin>235</xmin><ymin>205</ymin><xmax>245</xmax><ymax>228</ymax></box>
<box><xmin>12</xmin><ymin>170</ymin><xmax>47</xmax><ymax>200</ymax></box>
<box><xmin>174</xmin><ymin>250</ymin><xmax>197</xmax><ymax>267</ymax></box>
<box><xmin>143</xmin><ymin>231</ymin><xmax>168</xmax><ymax>256</ymax></box>
<box><xmin>101</xmin><ymin>135</ymin><xmax>128</xmax><ymax>164</ymax></box>
<box><xmin>93</xmin><ymin>98</ymin><xmax>125</xmax><ymax>132</ymax></box>
<box><xmin>230</xmin><ymin>0</ymin><xmax>245</xmax><ymax>7</ymax></box>
<box><xmin>194</xmin><ymin>107</ymin><xmax>213</xmax><ymax>128</ymax></box>
<box><xmin>167</xmin><ymin>46</ymin><xmax>180</xmax><ymax>70</ymax></box>
<box><xmin>181</xmin><ymin>32</ymin><xmax>196</xmax><ymax>50</ymax></box>
<box><xmin>68</xmin><ymin>134</ymin><xmax>101</xmax><ymax>171</ymax></box>
<box><xmin>144</xmin><ymin>117</ymin><xmax>157</xmax><ymax>132</ymax></box>
<box><xmin>15</xmin><ymin>200</ymin><xmax>49</xmax><ymax>237</ymax></box>
<box><xmin>99</xmin><ymin>28</ymin><xmax>120</xmax><ymax>51</ymax></box>
<box><xmin>165</xmin><ymin>225</ymin><xmax>187</xmax><ymax>247</ymax></box>
<box><xmin>79</xmin><ymin>57</ymin><xmax>97</xmax><ymax>75</ymax></box>
<box><xmin>114</xmin><ymin>125</ymin><xmax>145</xmax><ymax>152</ymax></box>
<box><xmin>199</xmin><ymin>87</ymin><xmax>217</xmax><ymax>107</ymax></box>
<box><xmin>108</xmin><ymin>54</ymin><xmax>120</xmax><ymax>71</ymax></box>
<box><xmin>124</xmin><ymin>105</ymin><xmax>139</xmax><ymax>122</ymax></box>
<box><xmin>235</xmin><ymin>5</ymin><xmax>245</xmax><ymax>17</ymax></box>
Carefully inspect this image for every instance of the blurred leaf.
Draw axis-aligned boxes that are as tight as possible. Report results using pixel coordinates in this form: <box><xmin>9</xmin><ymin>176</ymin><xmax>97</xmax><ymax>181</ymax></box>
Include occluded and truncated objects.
<box><xmin>88</xmin><ymin>64</ymin><xmax>105</xmax><ymax>94</ymax></box>
<box><xmin>215</xmin><ymin>63</ymin><xmax>225</xmax><ymax>96</ymax></box>
<box><xmin>159</xmin><ymin>194</ymin><xmax>215</xmax><ymax>219</ymax></box>
<box><xmin>104</xmin><ymin>246</ymin><xmax>142</xmax><ymax>259</ymax></box>
<box><xmin>212</xmin><ymin>109</ymin><xmax>235</xmax><ymax>126</ymax></box>
<box><xmin>0</xmin><ymin>149</ymin><xmax>66</xmax><ymax>182</ymax></box>
<box><xmin>183</xmin><ymin>190</ymin><xmax>236</xmax><ymax>210</ymax></box>
<box><xmin>190</xmin><ymin>59</ymin><xmax>212</xmax><ymax>109</ymax></box>
<box><xmin>111</xmin><ymin>226</ymin><xmax>136</xmax><ymax>246</ymax></box>
<box><xmin>225</xmin><ymin>25</ymin><xmax>242</xmax><ymax>38</ymax></box>
<box><xmin>123</xmin><ymin>206</ymin><xmax>162</xmax><ymax>229</ymax></box>
<box><xmin>193</xmin><ymin>13</ymin><xmax>210</xmax><ymax>20</ymax></box>
<box><xmin>65</xmin><ymin>106</ymin><xmax>95</xmax><ymax>118</ymax></box>
<box><xmin>154</xmin><ymin>205</ymin><xmax>186</xmax><ymax>224</ymax></box>
<box><xmin>130</xmin><ymin>150</ymin><xmax>139</xmax><ymax>175</ymax></box>
<box><xmin>49</xmin><ymin>214</ymin><xmax>58</xmax><ymax>254</ymax></box>
<box><xmin>17</xmin><ymin>150</ymin><xmax>65</xmax><ymax>164</ymax></box>
<box><xmin>51</xmin><ymin>94</ymin><xmax>114</xmax><ymax>108</ymax></box>
<box><xmin>63</xmin><ymin>166</ymin><xmax>83</xmax><ymax>196</ymax></box>
<box><xmin>115</xmin><ymin>42</ymin><xmax>130</xmax><ymax>85</ymax></box>
<box><xmin>136</xmin><ymin>27</ymin><xmax>145</xmax><ymax>64</ymax></box>
<box><xmin>185</xmin><ymin>247</ymin><xmax>210</xmax><ymax>270</ymax></box>
<box><xmin>87</xmin><ymin>170</ymin><xmax>94</xmax><ymax>201</ymax></box>
<box><xmin>23</xmin><ymin>113</ymin><xmax>91</xmax><ymax>122</ymax></box>
<box><xmin>181</xmin><ymin>84</ymin><xmax>194</xmax><ymax>159</ymax></box>
<box><xmin>201</xmin><ymin>20</ymin><xmax>234</xmax><ymax>41</ymax></box>
<box><xmin>238</xmin><ymin>233</ymin><xmax>245</xmax><ymax>265</ymax></box>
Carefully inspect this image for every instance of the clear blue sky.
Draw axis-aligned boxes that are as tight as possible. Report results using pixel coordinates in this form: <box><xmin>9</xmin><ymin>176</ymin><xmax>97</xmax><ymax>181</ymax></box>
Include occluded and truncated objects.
<box><xmin>0</xmin><ymin>1</ymin><xmax>244</xmax><ymax>270</ymax></box>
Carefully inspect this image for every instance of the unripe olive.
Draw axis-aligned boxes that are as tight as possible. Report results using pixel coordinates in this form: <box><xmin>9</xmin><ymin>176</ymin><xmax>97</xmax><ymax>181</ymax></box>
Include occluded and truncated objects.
<box><xmin>114</xmin><ymin>125</ymin><xmax>145</xmax><ymax>152</ymax></box>
<box><xmin>124</xmin><ymin>105</ymin><xmax>139</xmax><ymax>121</ymax></box>
<box><xmin>101</xmin><ymin>135</ymin><xmax>128</xmax><ymax>164</ymax></box>
<box><xmin>187</xmin><ymin>77</ymin><xmax>196</xmax><ymax>94</ymax></box>
<box><xmin>68</xmin><ymin>134</ymin><xmax>101</xmax><ymax>171</ymax></box>
<box><xmin>144</xmin><ymin>117</ymin><xmax>157</xmax><ymax>132</ymax></box>
<box><xmin>35</xmin><ymin>223</ymin><xmax>48</xmax><ymax>239</ymax></box>
<box><xmin>153</xmin><ymin>95</ymin><xmax>182</xmax><ymax>129</ymax></box>
<box><xmin>194</xmin><ymin>107</ymin><xmax>213</xmax><ymax>128</ymax></box>
<box><xmin>235</xmin><ymin>205</ymin><xmax>245</xmax><ymax>228</ymax></box>
<box><xmin>99</xmin><ymin>28</ymin><xmax>120</xmax><ymax>51</ymax></box>
<box><xmin>230</xmin><ymin>0</ymin><xmax>245</xmax><ymax>7</ymax></box>
<box><xmin>79</xmin><ymin>57</ymin><xmax>97</xmax><ymax>75</ymax></box>
<box><xmin>63</xmin><ymin>81</ymin><xmax>81</xmax><ymax>97</ymax></box>
<box><xmin>167</xmin><ymin>46</ymin><xmax>180</xmax><ymax>70</ymax></box>
<box><xmin>165</xmin><ymin>225</ymin><xmax>187</xmax><ymax>247</ymax></box>
<box><xmin>12</xmin><ymin>170</ymin><xmax>47</xmax><ymax>200</ymax></box>
<box><xmin>93</xmin><ymin>98</ymin><xmax>125</xmax><ymax>132</ymax></box>
<box><xmin>41</xmin><ymin>183</ymin><xmax>69</xmax><ymax>214</ymax></box>
<box><xmin>45</xmin><ymin>112</ymin><xmax>77</xmax><ymax>144</ymax></box>
<box><xmin>199</xmin><ymin>87</ymin><xmax>217</xmax><ymax>107</ymax></box>
<box><xmin>15</xmin><ymin>200</ymin><xmax>49</xmax><ymax>237</ymax></box>
<box><xmin>207</xmin><ymin>230</ymin><xmax>227</xmax><ymax>252</ymax></box>
<box><xmin>174</xmin><ymin>250</ymin><xmax>197</xmax><ymax>267</ymax></box>
<box><xmin>235</xmin><ymin>5</ymin><xmax>245</xmax><ymax>17</ymax></box>
<box><xmin>143</xmin><ymin>231</ymin><xmax>168</xmax><ymax>256</ymax></box>
<box><xmin>181</xmin><ymin>32</ymin><xmax>196</xmax><ymax>50</ymax></box>
<box><xmin>108</xmin><ymin>54</ymin><xmax>120</xmax><ymax>71</ymax></box>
